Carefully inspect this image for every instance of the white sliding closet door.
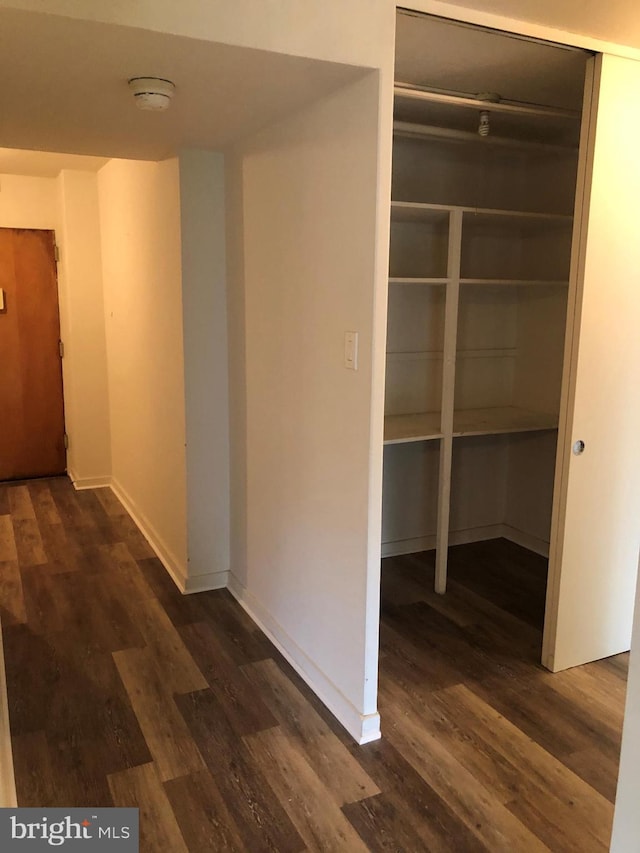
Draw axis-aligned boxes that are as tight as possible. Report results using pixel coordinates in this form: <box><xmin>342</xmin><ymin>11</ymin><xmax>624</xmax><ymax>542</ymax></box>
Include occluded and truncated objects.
<box><xmin>543</xmin><ymin>54</ymin><xmax>640</xmax><ymax>672</ymax></box>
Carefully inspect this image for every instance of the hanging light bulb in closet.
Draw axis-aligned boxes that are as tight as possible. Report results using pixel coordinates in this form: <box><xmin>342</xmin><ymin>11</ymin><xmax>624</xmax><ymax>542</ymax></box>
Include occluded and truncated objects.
<box><xmin>476</xmin><ymin>92</ymin><xmax>500</xmax><ymax>138</ymax></box>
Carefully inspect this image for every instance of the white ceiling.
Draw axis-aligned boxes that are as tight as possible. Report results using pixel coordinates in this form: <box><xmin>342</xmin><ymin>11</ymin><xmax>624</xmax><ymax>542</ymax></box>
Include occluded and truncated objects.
<box><xmin>0</xmin><ymin>6</ymin><xmax>593</xmax><ymax>173</ymax></box>
<box><xmin>0</xmin><ymin>8</ymin><xmax>366</xmax><ymax>162</ymax></box>
<box><xmin>395</xmin><ymin>11</ymin><xmax>589</xmax><ymax>110</ymax></box>
<box><xmin>420</xmin><ymin>0</ymin><xmax>640</xmax><ymax>51</ymax></box>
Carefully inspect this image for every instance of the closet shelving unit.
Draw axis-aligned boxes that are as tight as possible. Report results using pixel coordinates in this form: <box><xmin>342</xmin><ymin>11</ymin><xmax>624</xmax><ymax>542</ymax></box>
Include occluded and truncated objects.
<box><xmin>384</xmin><ymin>81</ymin><xmax>581</xmax><ymax>592</ymax></box>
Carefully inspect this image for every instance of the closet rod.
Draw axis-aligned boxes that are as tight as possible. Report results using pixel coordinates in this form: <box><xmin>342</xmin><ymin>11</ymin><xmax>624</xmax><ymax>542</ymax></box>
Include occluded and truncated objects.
<box><xmin>394</xmin><ymin>83</ymin><xmax>580</xmax><ymax>120</ymax></box>
<box><xmin>393</xmin><ymin>120</ymin><xmax>578</xmax><ymax>152</ymax></box>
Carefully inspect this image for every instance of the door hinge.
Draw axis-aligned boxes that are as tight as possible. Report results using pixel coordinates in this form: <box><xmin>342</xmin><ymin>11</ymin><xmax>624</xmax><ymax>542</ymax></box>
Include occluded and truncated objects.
<box><xmin>58</xmin><ymin>339</ymin><xmax>64</xmax><ymax>358</ymax></box>
<box><xmin>63</xmin><ymin>433</ymin><xmax>69</xmax><ymax>450</ymax></box>
<box><xmin>54</xmin><ymin>244</ymin><xmax>60</xmax><ymax>263</ymax></box>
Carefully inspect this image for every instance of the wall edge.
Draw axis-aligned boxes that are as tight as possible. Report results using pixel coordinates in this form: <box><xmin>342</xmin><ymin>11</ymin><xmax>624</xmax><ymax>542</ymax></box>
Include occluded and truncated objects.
<box><xmin>227</xmin><ymin>572</ymin><xmax>381</xmax><ymax>746</ymax></box>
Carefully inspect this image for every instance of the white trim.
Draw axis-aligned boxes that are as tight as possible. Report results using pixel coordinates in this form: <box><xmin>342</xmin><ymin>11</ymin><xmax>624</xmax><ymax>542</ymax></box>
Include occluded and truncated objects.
<box><xmin>183</xmin><ymin>570</ymin><xmax>229</xmax><ymax>594</ymax></box>
<box><xmin>0</xmin><ymin>620</ymin><xmax>17</xmax><ymax>807</ymax></box>
<box><xmin>502</xmin><ymin>524</ymin><xmax>550</xmax><ymax>558</ymax></box>
<box><xmin>382</xmin><ymin>523</ymin><xmax>505</xmax><ymax>557</ymax></box>
<box><xmin>110</xmin><ymin>478</ymin><xmax>188</xmax><ymax>594</ymax></box>
<box><xmin>68</xmin><ymin>471</ymin><xmax>111</xmax><ymax>491</ymax></box>
<box><xmin>382</xmin><ymin>535</ymin><xmax>437</xmax><ymax>558</ymax></box>
<box><xmin>400</xmin><ymin>1</ymin><xmax>640</xmax><ymax>62</ymax></box>
<box><xmin>227</xmin><ymin>573</ymin><xmax>381</xmax><ymax>746</ymax></box>
<box><xmin>382</xmin><ymin>523</ymin><xmax>549</xmax><ymax>558</ymax></box>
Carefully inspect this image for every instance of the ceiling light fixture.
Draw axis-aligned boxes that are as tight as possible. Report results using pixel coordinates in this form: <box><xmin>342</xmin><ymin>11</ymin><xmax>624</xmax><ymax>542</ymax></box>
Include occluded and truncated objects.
<box><xmin>128</xmin><ymin>77</ymin><xmax>175</xmax><ymax>111</ymax></box>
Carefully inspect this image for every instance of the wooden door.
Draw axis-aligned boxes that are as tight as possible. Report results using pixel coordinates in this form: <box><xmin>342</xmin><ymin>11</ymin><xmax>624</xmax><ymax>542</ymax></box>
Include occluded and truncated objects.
<box><xmin>543</xmin><ymin>54</ymin><xmax>640</xmax><ymax>671</ymax></box>
<box><xmin>0</xmin><ymin>228</ymin><xmax>66</xmax><ymax>481</ymax></box>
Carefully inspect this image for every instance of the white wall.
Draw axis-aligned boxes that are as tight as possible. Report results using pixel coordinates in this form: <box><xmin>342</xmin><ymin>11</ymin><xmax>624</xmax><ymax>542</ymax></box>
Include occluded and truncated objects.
<box><xmin>0</xmin><ymin>174</ymin><xmax>58</xmax><ymax>228</ymax></box>
<box><xmin>56</xmin><ymin>169</ymin><xmax>111</xmax><ymax>485</ymax></box>
<box><xmin>179</xmin><ymin>150</ymin><xmax>230</xmax><ymax>591</ymax></box>
<box><xmin>98</xmin><ymin>158</ymin><xmax>188</xmax><ymax>582</ymax></box>
<box><xmin>227</xmin><ymin>72</ymin><xmax>387</xmax><ymax>743</ymax></box>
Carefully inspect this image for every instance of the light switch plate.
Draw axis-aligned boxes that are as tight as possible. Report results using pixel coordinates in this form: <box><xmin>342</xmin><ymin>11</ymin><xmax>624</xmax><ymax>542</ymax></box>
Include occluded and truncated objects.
<box><xmin>344</xmin><ymin>331</ymin><xmax>358</xmax><ymax>370</ymax></box>
<box><xmin>0</xmin><ymin>288</ymin><xmax>4</xmax><ymax>311</ymax></box>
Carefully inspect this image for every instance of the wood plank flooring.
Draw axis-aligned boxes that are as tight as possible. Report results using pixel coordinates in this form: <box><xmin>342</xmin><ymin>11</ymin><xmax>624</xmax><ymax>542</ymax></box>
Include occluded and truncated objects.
<box><xmin>0</xmin><ymin>477</ymin><xmax>628</xmax><ymax>851</ymax></box>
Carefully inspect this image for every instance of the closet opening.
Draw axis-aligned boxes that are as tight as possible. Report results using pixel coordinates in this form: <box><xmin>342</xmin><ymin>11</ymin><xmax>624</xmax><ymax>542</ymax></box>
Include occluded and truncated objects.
<box><xmin>381</xmin><ymin>9</ymin><xmax>591</xmax><ymax>669</ymax></box>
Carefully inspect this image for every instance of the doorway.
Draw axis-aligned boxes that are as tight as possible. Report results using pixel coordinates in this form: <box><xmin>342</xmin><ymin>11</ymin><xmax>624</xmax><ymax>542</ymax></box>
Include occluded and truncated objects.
<box><xmin>0</xmin><ymin>228</ymin><xmax>65</xmax><ymax>481</ymax></box>
<box><xmin>382</xmin><ymin>10</ymin><xmax>589</xmax><ymax>662</ymax></box>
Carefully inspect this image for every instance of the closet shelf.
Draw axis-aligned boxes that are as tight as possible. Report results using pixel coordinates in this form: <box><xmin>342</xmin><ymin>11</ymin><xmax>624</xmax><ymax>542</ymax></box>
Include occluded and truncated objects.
<box><xmin>391</xmin><ymin>200</ymin><xmax>572</xmax><ymax>223</ymax></box>
<box><xmin>386</xmin><ymin>350</ymin><xmax>444</xmax><ymax>362</ymax></box>
<box><xmin>384</xmin><ymin>406</ymin><xmax>558</xmax><ymax>445</ymax></box>
<box><xmin>386</xmin><ymin>348</ymin><xmax>516</xmax><ymax>361</ymax></box>
<box><xmin>453</xmin><ymin>406</ymin><xmax>558</xmax><ymax>437</ymax></box>
<box><xmin>460</xmin><ymin>278</ymin><xmax>569</xmax><ymax>287</ymax></box>
<box><xmin>384</xmin><ymin>412</ymin><xmax>442</xmax><ymax>444</ymax></box>
<box><xmin>389</xmin><ymin>276</ymin><xmax>568</xmax><ymax>288</ymax></box>
<box><xmin>389</xmin><ymin>277</ymin><xmax>448</xmax><ymax>286</ymax></box>
<box><xmin>391</xmin><ymin>202</ymin><xmax>451</xmax><ymax>223</ymax></box>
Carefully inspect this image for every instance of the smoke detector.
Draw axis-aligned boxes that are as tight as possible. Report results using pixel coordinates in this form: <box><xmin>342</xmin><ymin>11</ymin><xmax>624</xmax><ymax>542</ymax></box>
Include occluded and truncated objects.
<box><xmin>128</xmin><ymin>77</ymin><xmax>175</xmax><ymax>111</ymax></box>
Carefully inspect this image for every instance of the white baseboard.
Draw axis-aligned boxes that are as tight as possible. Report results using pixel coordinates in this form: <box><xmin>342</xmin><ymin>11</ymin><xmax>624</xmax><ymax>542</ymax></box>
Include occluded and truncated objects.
<box><xmin>382</xmin><ymin>524</ymin><xmax>550</xmax><ymax>559</ymax></box>
<box><xmin>501</xmin><ymin>524</ymin><xmax>550</xmax><ymax>558</ymax></box>
<box><xmin>0</xmin><ymin>622</ymin><xmax>17</xmax><ymax>807</ymax></box>
<box><xmin>69</xmin><ymin>471</ymin><xmax>111</xmax><ymax>491</ymax></box>
<box><xmin>109</xmin><ymin>482</ymin><xmax>230</xmax><ymax>595</ymax></box>
<box><xmin>183</xmin><ymin>570</ymin><xmax>229</xmax><ymax>593</ymax></box>
<box><xmin>227</xmin><ymin>573</ymin><xmax>381</xmax><ymax>746</ymax></box>
<box><xmin>382</xmin><ymin>524</ymin><xmax>505</xmax><ymax>558</ymax></box>
<box><xmin>110</xmin><ymin>478</ymin><xmax>190</xmax><ymax>594</ymax></box>
<box><xmin>382</xmin><ymin>534</ymin><xmax>437</xmax><ymax>558</ymax></box>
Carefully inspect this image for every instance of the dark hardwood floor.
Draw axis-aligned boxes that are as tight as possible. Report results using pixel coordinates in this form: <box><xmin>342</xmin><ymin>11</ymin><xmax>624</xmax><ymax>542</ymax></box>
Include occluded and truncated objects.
<box><xmin>0</xmin><ymin>476</ymin><xmax>627</xmax><ymax>851</ymax></box>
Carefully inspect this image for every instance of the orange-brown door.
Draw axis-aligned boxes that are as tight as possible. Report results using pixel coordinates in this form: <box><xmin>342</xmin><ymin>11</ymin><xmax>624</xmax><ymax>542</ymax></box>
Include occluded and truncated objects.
<box><xmin>0</xmin><ymin>228</ymin><xmax>66</xmax><ymax>481</ymax></box>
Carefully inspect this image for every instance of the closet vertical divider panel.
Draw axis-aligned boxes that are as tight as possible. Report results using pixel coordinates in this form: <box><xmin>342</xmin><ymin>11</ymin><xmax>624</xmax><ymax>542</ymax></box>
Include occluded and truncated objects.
<box><xmin>435</xmin><ymin>209</ymin><xmax>462</xmax><ymax>593</ymax></box>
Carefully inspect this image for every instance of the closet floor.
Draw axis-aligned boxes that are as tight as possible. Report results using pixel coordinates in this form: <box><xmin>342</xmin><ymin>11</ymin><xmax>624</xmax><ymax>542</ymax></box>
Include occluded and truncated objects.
<box><xmin>0</xmin><ymin>479</ymin><xmax>627</xmax><ymax>852</ymax></box>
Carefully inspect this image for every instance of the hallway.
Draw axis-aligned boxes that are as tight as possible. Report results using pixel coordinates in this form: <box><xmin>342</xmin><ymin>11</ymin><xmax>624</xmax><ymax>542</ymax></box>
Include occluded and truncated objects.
<box><xmin>0</xmin><ymin>477</ymin><xmax>626</xmax><ymax>851</ymax></box>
